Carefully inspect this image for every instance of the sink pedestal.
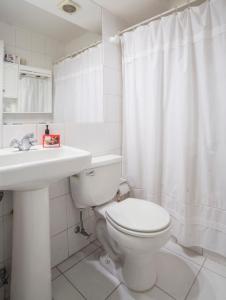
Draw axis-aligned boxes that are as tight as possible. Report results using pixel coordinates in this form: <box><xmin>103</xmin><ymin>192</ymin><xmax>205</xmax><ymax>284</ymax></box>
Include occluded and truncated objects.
<box><xmin>0</xmin><ymin>145</ymin><xmax>91</xmax><ymax>299</ymax></box>
<box><xmin>11</xmin><ymin>187</ymin><xmax>52</xmax><ymax>300</ymax></box>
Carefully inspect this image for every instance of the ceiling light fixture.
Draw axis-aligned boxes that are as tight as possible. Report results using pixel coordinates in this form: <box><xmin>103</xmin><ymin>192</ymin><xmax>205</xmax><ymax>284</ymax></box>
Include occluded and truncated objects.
<box><xmin>58</xmin><ymin>0</ymin><xmax>79</xmax><ymax>14</ymax></box>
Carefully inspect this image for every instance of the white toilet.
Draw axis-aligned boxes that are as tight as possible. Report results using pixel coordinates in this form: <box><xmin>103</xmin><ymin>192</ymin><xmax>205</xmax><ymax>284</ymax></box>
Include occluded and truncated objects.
<box><xmin>70</xmin><ymin>155</ymin><xmax>171</xmax><ymax>292</ymax></box>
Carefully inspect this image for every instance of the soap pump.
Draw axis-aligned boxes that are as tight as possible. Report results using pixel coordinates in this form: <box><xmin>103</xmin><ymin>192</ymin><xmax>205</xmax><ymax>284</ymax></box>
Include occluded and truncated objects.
<box><xmin>45</xmin><ymin>125</ymin><xmax>50</xmax><ymax>135</ymax></box>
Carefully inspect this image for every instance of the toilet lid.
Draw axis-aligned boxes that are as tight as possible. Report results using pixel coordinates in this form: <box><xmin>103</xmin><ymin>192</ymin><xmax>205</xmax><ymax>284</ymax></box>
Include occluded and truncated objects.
<box><xmin>106</xmin><ymin>198</ymin><xmax>170</xmax><ymax>233</ymax></box>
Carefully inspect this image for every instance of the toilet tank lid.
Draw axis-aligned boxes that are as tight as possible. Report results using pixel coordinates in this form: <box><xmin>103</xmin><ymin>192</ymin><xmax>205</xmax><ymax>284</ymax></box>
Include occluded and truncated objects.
<box><xmin>91</xmin><ymin>155</ymin><xmax>122</xmax><ymax>168</ymax></box>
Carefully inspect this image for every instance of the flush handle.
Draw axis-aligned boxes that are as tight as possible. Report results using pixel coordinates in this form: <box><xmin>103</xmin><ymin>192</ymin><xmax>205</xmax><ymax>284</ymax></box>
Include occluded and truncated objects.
<box><xmin>85</xmin><ymin>169</ymin><xmax>95</xmax><ymax>176</ymax></box>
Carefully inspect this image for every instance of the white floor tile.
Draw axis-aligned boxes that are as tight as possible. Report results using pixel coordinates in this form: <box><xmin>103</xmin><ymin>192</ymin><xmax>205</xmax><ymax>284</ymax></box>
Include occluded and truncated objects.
<box><xmin>155</xmin><ymin>249</ymin><xmax>201</xmax><ymax>300</ymax></box>
<box><xmin>51</xmin><ymin>267</ymin><xmax>61</xmax><ymax>281</ymax></box>
<box><xmin>107</xmin><ymin>284</ymin><xmax>174</xmax><ymax>300</ymax></box>
<box><xmin>52</xmin><ymin>275</ymin><xmax>84</xmax><ymax>300</ymax></box>
<box><xmin>164</xmin><ymin>239</ymin><xmax>205</xmax><ymax>266</ymax></box>
<box><xmin>94</xmin><ymin>239</ymin><xmax>102</xmax><ymax>247</ymax></box>
<box><xmin>57</xmin><ymin>242</ymin><xmax>98</xmax><ymax>273</ymax></box>
<box><xmin>203</xmin><ymin>249</ymin><xmax>226</xmax><ymax>266</ymax></box>
<box><xmin>203</xmin><ymin>257</ymin><xmax>226</xmax><ymax>278</ymax></box>
<box><xmin>64</xmin><ymin>250</ymin><xmax>120</xmax><ymax>300</ymax></box>
<box><xmin>186</xmin><ymin>267</ymin><xmax>226</xmax><ymax>300</ymax></box>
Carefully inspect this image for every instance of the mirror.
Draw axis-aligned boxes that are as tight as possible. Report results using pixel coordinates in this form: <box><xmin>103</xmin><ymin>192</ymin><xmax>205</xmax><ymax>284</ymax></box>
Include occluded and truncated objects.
<box><xmin>3</xmin><ymin>63</ymin><xmax>52</xmax><ymax>113</ymax></box>
<box><xmin>0</xmin><ymin>0</ymin><xmax>102</xmax><ymax>121</ymax></box>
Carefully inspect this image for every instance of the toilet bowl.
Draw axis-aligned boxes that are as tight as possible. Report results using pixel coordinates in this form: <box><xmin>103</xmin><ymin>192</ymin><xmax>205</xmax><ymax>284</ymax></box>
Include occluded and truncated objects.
<box><xmin>95</xmin><ymin>198</ymin><xmax>171</xmax><ymax>291</ymax></box>
<box><xmin>70</xmin><ymin>155</ymin><xmax>171</xmax><ymax>292</ymax></box>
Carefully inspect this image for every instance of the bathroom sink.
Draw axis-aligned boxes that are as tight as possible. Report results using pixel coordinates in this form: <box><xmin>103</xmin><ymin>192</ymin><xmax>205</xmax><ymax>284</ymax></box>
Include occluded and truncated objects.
<box><xmin>0</xmin><ymin>145</ymin><xmax>91</xmax><ymax>300</ymax></box>
<box><xmin>0</xmin><ymin>145</ymin><xmax>91</xmax><ymax>190</ymax></box>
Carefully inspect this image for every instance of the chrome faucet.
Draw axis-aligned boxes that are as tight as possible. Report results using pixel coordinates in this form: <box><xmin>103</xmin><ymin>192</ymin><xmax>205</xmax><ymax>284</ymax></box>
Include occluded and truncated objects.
<box><xmin>10</xmin><ymin>133</ymin><xmax>37</xmax><ymax>151</ymax></box>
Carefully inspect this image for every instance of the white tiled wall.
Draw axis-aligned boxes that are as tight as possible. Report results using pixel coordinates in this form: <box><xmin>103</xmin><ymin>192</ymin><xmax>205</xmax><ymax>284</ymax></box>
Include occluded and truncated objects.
<box><xmin>47</xmin><ymin>9</ymin><xmax>124</xmax><ymax>265</ymax></box>
<box><xmin>64</xmin><ymin>32</ymin><xmax>101</xmax><ymax>56</ymax></box>
<box><xmin>51</xmin><ymin>230</ymin><xmax>68</xmax><ymax>267</ymax></box>
<box><xmin>0</xmin><ymin>20</ymin><xmax>64</xmax><ymax>69</ymax></box>
<box><xmin>64</xmin><ymin>123</ymin><xmax>121</xmax><ymax>156</ymax></box>
<box><xmin>49</xmin><ymin>175</ymin><xmax>96</xmax><ymax>267</ymax></box>
<box><xmin>2</xmin><ymin>124</ymin><xmax>37</xmax><ymax>147</ymax></box>
<box><xmin>49</xmin><ymin>178</ymin><xmax>95</xmax><ymax>267</ymax></box>
<box><xmin>0</xmin><ymin>9</ymin><xmax>125</xmax><ymax>281</ymax></box>
<box><xmin>48</xmin><ymin>10</ymin><xmax>125</xmax><ymax>266</ymax></box>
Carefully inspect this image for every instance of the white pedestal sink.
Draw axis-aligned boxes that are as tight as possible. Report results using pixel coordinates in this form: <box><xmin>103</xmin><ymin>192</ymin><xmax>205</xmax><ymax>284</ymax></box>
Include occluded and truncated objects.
<box><xmin>0</xmin><ymin>145</ymin><xmax>91</xmax><ymax>300</ymax></box>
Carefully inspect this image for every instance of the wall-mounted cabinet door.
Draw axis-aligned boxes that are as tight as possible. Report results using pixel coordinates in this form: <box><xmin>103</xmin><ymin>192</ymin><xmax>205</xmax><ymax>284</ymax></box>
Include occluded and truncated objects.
<box><xmin>3</xmin><ymin>62</ymin><xmax>18</xmax><ymax>99</ymax></box>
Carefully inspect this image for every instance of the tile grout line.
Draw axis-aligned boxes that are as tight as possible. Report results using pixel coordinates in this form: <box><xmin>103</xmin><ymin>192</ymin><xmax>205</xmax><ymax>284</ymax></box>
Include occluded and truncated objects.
<box><xmin>51</xmin><ymin>213</ymin><xmax>93</xmax><ymax>238</ymax></box>
<box><xmin>59</xmin><ymin>246</ymin><xmax>98</xmax><ymax>273</ymax></box>
<box><xmin>56</xmin><ymin>265</ymin><xmax>64</xmax><ymax>276</ymax></box>
<box><xmin>184</xmin><ymin>256</ymin><xmax>207</xmax><ymax>300</ymax></box>
<box><xmin>164</xmin><ymin>243</ymin><xmax>226</xmax><ymax>279</ymax></box>
<box><xmin>105</xmin><ymin>283</ymin><xmax>177</xmax><ymax>300</ymax></box>
<box><xmin>164</xmin><ymin>246</ymin><xmax>204</xmax><ymax>267</ymax></box>
<box><xmin>54</xmin><ymin>241</ymin><xmax>131</xmax><ymax>300</ymax></box>
<box><xmin>56</xmin><ymin>243</ymin><xmax>100</xmax><ymax>274</ymax></box>
<box><xmin>155</xmin><ymin>284</ymin><xmax>177</xmax><ymax>300</ymax></box>
<box><xmin>62</xmin><ymin>272</ymin><xmax>87</xmax><ymax>300</ymax></box>
<box><xmin>54</xmin><ymin>246</ymin><xmax>88</xmax><ymax>299</ymax></box>
<box><xmin>201</xmin><ymin>259</ymin><xmax>226</xmax><ymax>279</ymax></box>
<box><xmin>51</xmin><ymin>268</ymin><xmax>61</xmax><ymax>281</ymax></box>
<box><xmin>59</xmin><ymin>245</ymin><xmax>106</xmax><ymax>300</ymax></box>
<box><xmin>105</xmin><ymin>282</ymin><xmax>122</xmax><ymax>300</ymax></box>
<box><xmin>203</xmin><ymin>266</ymin><xmax>226</xmax><ymax>279</ymax></box>
<box><xmin>55</xmin><ymin>240</ymin><xmax>97</xmax><ymax>271</ymax></box>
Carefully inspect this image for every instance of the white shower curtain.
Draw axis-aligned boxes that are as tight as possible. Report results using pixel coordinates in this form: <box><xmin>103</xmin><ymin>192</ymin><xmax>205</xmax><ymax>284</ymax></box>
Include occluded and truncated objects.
<box><xmin>54</xmin><ymin>43</ymin><xmax>103</xmax><ymax>123</ymax></box>
<box><xmin>122</xmin><ymin>0</ymin><xmax>226</xmax><ymax>257</ymax></box>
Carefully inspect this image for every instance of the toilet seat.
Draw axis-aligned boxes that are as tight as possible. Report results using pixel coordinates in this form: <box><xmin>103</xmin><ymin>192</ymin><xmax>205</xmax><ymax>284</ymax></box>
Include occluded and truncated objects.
<box><xmin>105</xmin><ymin>198</ymin><xmax>171</xmax><ymax>237</ymax></box>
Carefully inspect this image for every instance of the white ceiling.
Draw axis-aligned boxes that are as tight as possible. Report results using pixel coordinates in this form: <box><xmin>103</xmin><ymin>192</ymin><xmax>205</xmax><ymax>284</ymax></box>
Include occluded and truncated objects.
<box><xmin>0</xmin><ymin>0</ymin><xmax>101</xmax><ymax>42</ymax></box>
<box><xmin>25</xmin><ymin>0</ymin><xmax>102</xmax><ymax>34</ymax></box>
<box><xmin>94</xmin><ymin>0</ymin><xmax>187</xmax><ymax>27</ymax></box>
<box><xmin>0</xmin><ymin>0</ymin><xmax>196</xmax><ymax>43</ymax></box>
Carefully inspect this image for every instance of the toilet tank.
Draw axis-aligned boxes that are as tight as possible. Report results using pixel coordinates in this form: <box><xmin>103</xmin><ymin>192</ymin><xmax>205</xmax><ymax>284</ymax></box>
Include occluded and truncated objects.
<box><xmin>70</xmin><ymin>155</ymin><xmax>122</xmax><ymax>208</ymax></box>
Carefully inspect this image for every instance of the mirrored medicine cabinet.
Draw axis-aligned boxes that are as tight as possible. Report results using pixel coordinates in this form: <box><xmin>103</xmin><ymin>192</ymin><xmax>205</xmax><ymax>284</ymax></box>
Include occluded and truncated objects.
<box><xmin>3</xmin><ymin>62</ymin><xmax>52</xmax><ymax>114</ymax></box>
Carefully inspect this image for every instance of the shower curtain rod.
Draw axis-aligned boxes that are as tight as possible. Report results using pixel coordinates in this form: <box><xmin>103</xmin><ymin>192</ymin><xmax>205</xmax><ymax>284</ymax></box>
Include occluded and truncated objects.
<box><xmin>111</xmin><ymin>0</ymin><xmax>206</xmax><ymax>40</ymax></box>
<box><xmin>55</xmin><ymin>40</ymin><xmax>102</xmax><ymax>64</ymax></box>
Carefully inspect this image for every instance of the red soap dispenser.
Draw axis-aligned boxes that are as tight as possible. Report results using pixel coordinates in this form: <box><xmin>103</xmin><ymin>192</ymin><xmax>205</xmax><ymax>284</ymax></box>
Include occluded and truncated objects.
<box><xmin>42</xmin><ymin>125</ymin><xmax>60</xmax><ymax>148</ymax></box>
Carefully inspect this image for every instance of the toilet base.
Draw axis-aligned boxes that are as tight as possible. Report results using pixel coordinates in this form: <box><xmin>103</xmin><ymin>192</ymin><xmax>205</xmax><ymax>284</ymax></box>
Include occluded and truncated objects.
<box><xmin>99</xmin><ymin>254</ymin><xmax>123</xmax><ymax>281</ymax></box>
<box><xmin>122</xmin><ymin>252</ymin><xmax>157</xmax><ymax>292</ymax></box>
<box><xmin>99</xmin><ymin>252</ymin><xmax>157</xmax><ymax>292</ymax></box>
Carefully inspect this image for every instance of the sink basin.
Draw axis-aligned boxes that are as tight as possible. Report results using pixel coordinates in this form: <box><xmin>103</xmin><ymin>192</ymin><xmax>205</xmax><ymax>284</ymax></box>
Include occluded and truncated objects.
<box><xmin>0</xmin><ymin>145</ymin><xmax>91</xmax><ymax>300</ymax></box>
<box><xmin>0</xmin><ymin>145</ymin><xmax>91</xmax><ymax>190</ymax></box>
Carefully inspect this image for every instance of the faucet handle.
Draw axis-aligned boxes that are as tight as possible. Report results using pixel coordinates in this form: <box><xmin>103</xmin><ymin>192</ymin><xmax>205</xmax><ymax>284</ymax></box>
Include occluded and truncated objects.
<box><xmin>22</xmin><ymin>133</ymin><xmax>34</xmax><ymax>140</ymax></box>
<box><xmin>22</xmin><ymin>133</ymin><xmax>37</xmax><ymax>145</ymax></box>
